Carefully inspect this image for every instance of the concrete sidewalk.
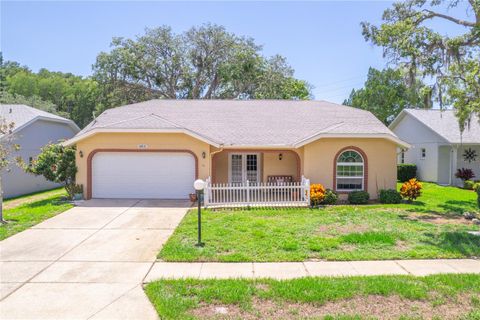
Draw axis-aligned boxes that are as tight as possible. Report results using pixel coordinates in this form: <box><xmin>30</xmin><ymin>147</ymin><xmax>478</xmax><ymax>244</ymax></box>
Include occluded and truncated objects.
<box><xmin>145</xmin><ymin>259</ymin><xmax>480</xmax><ymax>281</ymax></box>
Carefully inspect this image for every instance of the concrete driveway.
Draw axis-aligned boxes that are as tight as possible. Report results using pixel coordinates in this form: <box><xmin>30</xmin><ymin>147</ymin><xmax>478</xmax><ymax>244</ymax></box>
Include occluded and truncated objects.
<box><xmin>0</xmin><ymin>199</ymin><xmax>191</xmax><ymax>320</ymax></box>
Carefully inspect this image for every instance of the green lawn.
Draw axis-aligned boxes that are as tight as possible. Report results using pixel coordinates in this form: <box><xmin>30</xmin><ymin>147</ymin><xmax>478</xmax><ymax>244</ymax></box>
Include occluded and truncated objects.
<box><xmin>145</xmin><ymin>274</ymin><xmax>480</xmax><ymax>320</ymax></box>
<box><xmin>159</xmin><ymin>182</ymin><xmax>480</xmax><ymax>262</ymax></box>
<box><xmin>1</xmin><ymin>188</ymin><xmax>73</xmax><ymax>240</ymax></box>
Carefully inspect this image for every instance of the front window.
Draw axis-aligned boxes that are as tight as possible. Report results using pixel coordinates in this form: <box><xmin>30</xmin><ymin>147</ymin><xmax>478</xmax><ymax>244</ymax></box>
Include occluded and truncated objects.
<box><xmin>336</xmin><ymin>150</ymin><xmax>364</xmax><ymax>191</ymax></box>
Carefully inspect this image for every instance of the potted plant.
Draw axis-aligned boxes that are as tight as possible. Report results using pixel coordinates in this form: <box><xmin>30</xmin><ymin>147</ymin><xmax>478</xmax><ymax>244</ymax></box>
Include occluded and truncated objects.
<box><xmin>72</xmin><ymin>184</ymin><xmax>84</xmax><ymax>200</ymax></box>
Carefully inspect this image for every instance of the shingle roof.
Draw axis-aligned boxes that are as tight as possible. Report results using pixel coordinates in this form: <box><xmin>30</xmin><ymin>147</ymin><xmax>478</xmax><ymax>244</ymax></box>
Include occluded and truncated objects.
<box><xmin>0</xmin><ymin>104</ymin><xmax>79</xmax><ymax>137</ymax></box>
<box><xmin>402</xmin><ymin>109</ymin><xmax>480</xmax><ymax>144</ymax></box>
<box><xmin>72</xmin><ymin>99</ymin><xmax>404</xmax><ymax>147</ymax></box>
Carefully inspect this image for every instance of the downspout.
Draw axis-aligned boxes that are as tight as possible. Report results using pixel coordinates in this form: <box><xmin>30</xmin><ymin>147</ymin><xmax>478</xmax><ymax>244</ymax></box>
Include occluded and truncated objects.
<box><xmin>209</xmin><ymin>145</ymin><xmax>224</xmax><ymax>182</ymax></box>
<box><xmin>449</xmin><ymin>145</ymin><xmax>453</xmax><ymax>186</ymax></box>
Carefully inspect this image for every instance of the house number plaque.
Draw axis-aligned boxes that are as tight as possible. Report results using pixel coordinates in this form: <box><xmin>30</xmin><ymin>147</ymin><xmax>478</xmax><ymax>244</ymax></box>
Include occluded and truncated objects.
<box><xmin>138</xmin><ymin>144</ymin><xmax>148</xmax><ymax>149</ymax></box>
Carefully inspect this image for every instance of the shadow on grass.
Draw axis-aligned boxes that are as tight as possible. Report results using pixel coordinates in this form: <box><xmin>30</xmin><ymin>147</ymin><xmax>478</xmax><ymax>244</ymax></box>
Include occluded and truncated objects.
<box><xmin>398</xmin><ymin>211</ymin><xmax>467</xmax><ymax>223</ymax></box>
<box><xmin>438</xmin><ymin>200</ymin><xmax>477</xmax><ymax>214</ymax></box>
<box><xmin>404</xmin><ymin>199</ymin><xmax>476</xmax><ymax>215</ymax></box>
<box><xmin>422</xmin><ymin>231</ymin><xmax>480</xmax><ymax>257</ymax></box>
<box><xmin>11</xmin><ymin>197</ymin><xmax>67</xmax><ymax>210</ymax></box>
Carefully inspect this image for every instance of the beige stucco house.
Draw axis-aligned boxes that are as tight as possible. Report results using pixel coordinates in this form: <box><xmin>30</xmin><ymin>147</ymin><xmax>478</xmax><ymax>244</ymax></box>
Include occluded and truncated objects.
<box><xmin>64</xmin><ymin>100</ymin><xmax>408</xmax><ymax>201</ymax></box>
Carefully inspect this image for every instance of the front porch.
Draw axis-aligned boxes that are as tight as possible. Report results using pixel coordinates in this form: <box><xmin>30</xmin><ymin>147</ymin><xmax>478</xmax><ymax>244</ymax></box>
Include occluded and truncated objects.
<box><xmin>438</xmin><ymin>144</ymin><xmax>480</xmax><ymax>186</ymax></box>
<box><xmin>207</xmin><ymin>149</ymin><xmax>308</xmax><ymax>207</ymax></box>
<box><xmin>211</xmin><ymin>149</ymin><xmax>301</xmax><ymax>184</ymax></box>
<box><xmin>203</xmin><ymin>176</ymin><xmax>310</xmax><ymax>207</ymax></box>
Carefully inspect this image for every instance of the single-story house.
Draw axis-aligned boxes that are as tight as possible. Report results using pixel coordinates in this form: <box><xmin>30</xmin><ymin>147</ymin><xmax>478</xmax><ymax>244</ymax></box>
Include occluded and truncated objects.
<box><xmin>64</xmin><ymin>100</ymin><xmax>408</xmax><ymax>201</ymax></box>
<box><xmin>1</xmin><ymin>104</ymin><xmax>80</xmax><ymax>198</ymax></box>
<box><xmin>389</xmin><ymin>109</ymin><xmax>480</xmax><ymax>185</ymax></box>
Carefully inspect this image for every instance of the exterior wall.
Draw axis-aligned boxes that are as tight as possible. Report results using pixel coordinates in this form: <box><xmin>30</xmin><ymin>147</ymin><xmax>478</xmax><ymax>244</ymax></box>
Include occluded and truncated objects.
<box><xmin>262</xmin><ymin>151</ymin><xmax>299</xmax><ymax>182</ymax></box>
<box><xmin>391</xmin><ymin>114</ymin><xmax>445</xmax><ymax>182</ymax></box>
<box><xmin>75</xmin><ymin>132</ymin><xmax>211</xmax><ymax>198</ymax></box>
<box><xmin>303</xmin><ymin>138</ymin><xmax>398</xmax><ymax>199</ymax></box>
<box><xmin>456</xmin><ymin>144</ymin><xmax>480</xmax><ymax>185</ymax></box>
<box><xmin>212</xmin><ymin>151</ymin><xmax>229</xmax><ymax>183</ymax></box>
<box><xmin>212</xmin><ymin>149</ymin><xmax>302</xmax><ymax>183</ymax></box>
<box><xmin>2</xmin><ymin>119</ymin><xmax>78</xmax><ymax>198</ymax></box>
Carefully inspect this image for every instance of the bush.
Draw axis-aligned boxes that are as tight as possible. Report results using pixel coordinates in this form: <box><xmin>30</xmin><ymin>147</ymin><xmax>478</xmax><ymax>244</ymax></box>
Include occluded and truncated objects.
<box><xmin>477</xmin><ymin>188</ymin><xmax>480</xmax><ymax>209</ymax></box>
<box><xmin>379</xmin><ymin>189</ymin><xmax>402</xmax><ymax>204</ymax></box>
<box><xmin>400</xmin><ymin>178</ymin><xmax>422</xmax><ymax>201</ymax></box>
<box><xmin>348</xmin><ymin>191</ymin><xmax>370</xmax><ymax>204</ymax></box>
<box><xmin>464</xmin><ymin>180</ymin><xmax>475</xmax><ymax>190</ymax></box>
<box><xmin>397</xmin><ymin>164</ymin><xmax>417</xmax><ymax>182</ymax></box>
<box><xmin>474</xmin><ymin>183</ymin><xmax>480</xmax><ymax>193</ymax></box>
<box><xmin>455</xmin><ymin>168</ymin><xmax>476</xmax><ymax>181</ymax></box>
<box><xmin>321</xmin><ymin>189</ymin><xmax>338</xmax><ymax>205</ymax></box>
<box><xmin>310</xmin><ymin>184</ymin><xmax>326</xmax><ymax>206</ymax></box>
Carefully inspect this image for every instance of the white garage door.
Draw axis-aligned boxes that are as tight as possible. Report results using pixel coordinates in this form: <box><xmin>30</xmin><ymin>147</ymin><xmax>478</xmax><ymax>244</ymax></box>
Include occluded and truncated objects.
<box><xmin>92</xmin><ymin>152</ymin><xmax>195</xmax><ymax>199</ymax></box>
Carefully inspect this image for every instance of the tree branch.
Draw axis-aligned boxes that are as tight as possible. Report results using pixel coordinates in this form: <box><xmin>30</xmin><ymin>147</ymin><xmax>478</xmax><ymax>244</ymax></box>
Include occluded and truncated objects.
<box><xmin>421</xmin><ymin>9</ymin><xmax>477</xmax><ymax>27</ymax></box>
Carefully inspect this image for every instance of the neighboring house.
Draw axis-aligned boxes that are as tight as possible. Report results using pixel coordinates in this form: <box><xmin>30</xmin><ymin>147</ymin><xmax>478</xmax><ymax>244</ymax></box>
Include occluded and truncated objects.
<box><xmin>389</xmin><ymin>109</ymin><xmax>480</xmax><ymax>186</ymax></box>
<box><xmin>64</xmin><ymin>100</ymin><xmax>408</xmax><ymax>201</ymax></box>
<box><xmin>0</xmin><ymin>104</ymin><xmax>80</xmax><ymax>198</ymax></box>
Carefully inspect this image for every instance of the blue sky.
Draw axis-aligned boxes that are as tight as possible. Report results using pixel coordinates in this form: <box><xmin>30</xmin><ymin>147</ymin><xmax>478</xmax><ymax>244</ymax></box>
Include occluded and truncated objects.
<box><xmin>0</xmin><ymin>1</ymin><xmax>469</xmax><ymax>103</ymax></box>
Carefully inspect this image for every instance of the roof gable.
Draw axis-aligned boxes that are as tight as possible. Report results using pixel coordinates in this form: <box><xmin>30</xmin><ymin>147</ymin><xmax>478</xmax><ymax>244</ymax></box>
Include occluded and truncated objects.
<box><xmin>0</xmin><ymin>104</ymin><xmax>80</xmax><ymax>137</ymax></box>
<box><xmin>390</xmin><ymin>109</ymin><xmax>480</xmax><ymax>144</ymax></box>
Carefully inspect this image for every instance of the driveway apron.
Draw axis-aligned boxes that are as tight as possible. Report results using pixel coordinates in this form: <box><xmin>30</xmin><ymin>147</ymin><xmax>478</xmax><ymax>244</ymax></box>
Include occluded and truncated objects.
<box><xmin>0</xmin><ymin>199</ymin><xmax>191</xmax><ymax>320</ymax></box>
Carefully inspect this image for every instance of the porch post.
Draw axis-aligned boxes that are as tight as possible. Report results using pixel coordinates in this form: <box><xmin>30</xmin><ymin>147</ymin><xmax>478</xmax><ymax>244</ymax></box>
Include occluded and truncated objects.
<box><xmin>204</xmin><ymin>177</ymin><xmax>210</xmax><ymax>207</ymax></box>
<box><xmin>451</xmin><ymin>145</ymin><xmax>458</xmax><ymax>186</ymax></box>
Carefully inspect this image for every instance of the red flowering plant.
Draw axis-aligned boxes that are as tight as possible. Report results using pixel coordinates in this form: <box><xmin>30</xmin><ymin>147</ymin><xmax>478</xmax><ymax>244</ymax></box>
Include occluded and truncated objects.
<box><xmin>455</xmin><ymin>168</ymin><xmax>475</xmax><ymax>181</ymax></box>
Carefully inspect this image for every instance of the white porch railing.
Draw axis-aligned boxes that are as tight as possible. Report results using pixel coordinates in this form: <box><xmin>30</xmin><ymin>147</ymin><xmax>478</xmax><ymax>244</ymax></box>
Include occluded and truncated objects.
<box><xmin>203</xmin><ymin>176</ymin><xmax>310</xmax><ymax>208</ymax></box>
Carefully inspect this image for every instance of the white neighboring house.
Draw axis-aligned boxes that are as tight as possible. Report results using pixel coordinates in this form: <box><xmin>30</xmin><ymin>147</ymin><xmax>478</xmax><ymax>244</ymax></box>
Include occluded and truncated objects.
<box><xmin>389</xmin><ymin>109</ymin><xmax>480</xmax><ymax>186</ymax></box>
<box><xmin>0</xmin><ymin>104</ymin><xmax>80</xmax><ymax>198</ymax></box>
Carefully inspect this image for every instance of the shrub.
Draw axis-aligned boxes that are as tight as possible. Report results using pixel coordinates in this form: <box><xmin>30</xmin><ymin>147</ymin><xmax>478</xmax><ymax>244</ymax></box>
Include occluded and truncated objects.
<box><xmin>397</xmin><ymin>164</ymin><xmax>417</xmax><ymax>182</ymax></box>
<box><xmin>476</xmin><ymin>187</ymin><xmax>480</xmax><ymax>209</ymax></box>
<box><xmin>464</xmin><ymin>180</ymin><xmax>475</xmax><ymax>190</ymax></box>
<box><xmin>455</xmin><ymin>168</ymin><xmax>475</xmax><ymax>181</ymax></box>
<box><xmin>474</xmin><ymin>183</ymin><xmax>480</xmax><ymax>193</ymax></box>
<box><xmin>379</xmin><ymin>189</ymin><xmax>402</xmax><ymax>204</ymax></box>
<box><xmin>310</xmin><ymin>184</ymin><xmax>326</xmax><ymax>206</ymax></box>
<box><xmin>400</xmin><ymin>178</ymin><xmax>422</xmax><ymax>201</ymax></box>
<box><xmin>321</xmin><ymin>189</ymin><xmax>338</xmax><ymax>205</ymax></box>
<box><xmin>348</xmin><ymin>191</ymin><xmax>370</xmax><ymax>204</ymax></box>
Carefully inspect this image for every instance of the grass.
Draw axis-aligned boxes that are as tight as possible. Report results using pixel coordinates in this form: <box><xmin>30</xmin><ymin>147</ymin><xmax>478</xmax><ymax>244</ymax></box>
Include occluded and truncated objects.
<box><xmin>1</xmin><ymin>188</ymin><xmax>72</xmax><ymax>240</ymax></box>
<box><xmin>159</xmin><ymin>182</ymin><xmax>480</xmax><ymax>262</ymax></box>
<box><xmin>4</xmin><ymin>187</ymin><xmax>66</xmax><ymax>209</ymax></box>
<box><xmin>144</xmin><ymin>274</ymin><xmax>480</xmax><ymax>319</ymax></box>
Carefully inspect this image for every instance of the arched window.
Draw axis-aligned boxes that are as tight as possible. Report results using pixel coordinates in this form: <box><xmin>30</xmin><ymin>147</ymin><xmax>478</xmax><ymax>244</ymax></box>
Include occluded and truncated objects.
<box><xmin>336</xmin><ymin>150</ymin><xmax>364</xmax><ymax>191</ymax></box>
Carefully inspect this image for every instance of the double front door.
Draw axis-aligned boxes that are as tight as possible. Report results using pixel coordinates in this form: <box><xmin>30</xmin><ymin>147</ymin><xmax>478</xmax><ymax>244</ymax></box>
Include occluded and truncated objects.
<box><xmin>229</xmin><ymin>153</ymin><xmax>260</xmax><ymax>184</ymax></box>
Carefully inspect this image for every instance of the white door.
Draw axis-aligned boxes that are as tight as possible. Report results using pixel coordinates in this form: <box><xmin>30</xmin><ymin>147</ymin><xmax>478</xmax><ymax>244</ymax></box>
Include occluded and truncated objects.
<box><xmin>92</xmin><ymin>152</ymin><xmax>195</xmax><ymax>199</ymax></box>
<box><xmin>229</xmin><ymin>153</ymin><xmax>260</xmax><ymax>184</ymax></box>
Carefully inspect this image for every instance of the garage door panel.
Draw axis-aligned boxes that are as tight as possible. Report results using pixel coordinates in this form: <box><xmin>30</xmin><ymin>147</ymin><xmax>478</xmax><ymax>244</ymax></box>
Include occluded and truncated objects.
<box><xmin>92</xmin><ymin>152</ymin><xmax>195</xmax><ymax>199</ymax></box>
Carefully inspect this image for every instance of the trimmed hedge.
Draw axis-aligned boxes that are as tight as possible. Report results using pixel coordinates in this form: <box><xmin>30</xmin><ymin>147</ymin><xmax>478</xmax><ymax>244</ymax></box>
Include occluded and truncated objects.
<box><xmin>379</xmin><ymin>189</ymin><xmax>402</xmax><ymax>204</ymax></box>
<box><xmin>348</xmin><ymin>191</ymin><xmax>370</xmax><ymax>204</ymax></box>
<box><xmin>397</xmin><ymin>164</ymin><xmax>417</xmax><ymax>182</ymax></box>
